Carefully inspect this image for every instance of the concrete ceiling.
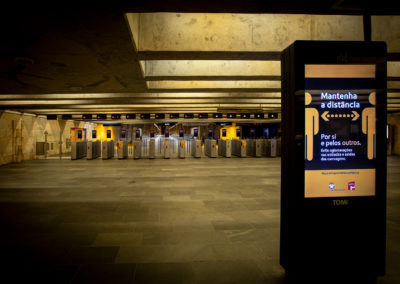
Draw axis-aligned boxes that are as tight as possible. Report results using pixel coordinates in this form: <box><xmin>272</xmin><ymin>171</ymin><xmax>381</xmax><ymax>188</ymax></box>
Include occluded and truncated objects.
<box><xmin>1</xmin><ymin>1</ymin><xmax>400</xmax><ymax>118</ymax></box>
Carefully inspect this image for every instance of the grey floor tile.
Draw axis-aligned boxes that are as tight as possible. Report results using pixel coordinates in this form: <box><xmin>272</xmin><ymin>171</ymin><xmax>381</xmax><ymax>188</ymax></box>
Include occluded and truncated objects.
<box><xmin>71</xmin><ymin>263</ymin><xmax>136</xmax><ymax>284</ymax></box>
<box><xmin>64</xmin><ymin>246</ymin><xmax>120</xmax><ymax>264</ymax></box>
<box><xmin>191</xmin><ymin>260</ymin><xmax>265</xmax><ymax>284</ymax></box>
<box><xmin>0</xmin><ymin>157</ymin><xmax>398</xmax><ymax>283</ymax></box>
<box><xmin>134</xmin><ymin>262</ymin><xmax>195</xmax><ymax>284</ymax></box>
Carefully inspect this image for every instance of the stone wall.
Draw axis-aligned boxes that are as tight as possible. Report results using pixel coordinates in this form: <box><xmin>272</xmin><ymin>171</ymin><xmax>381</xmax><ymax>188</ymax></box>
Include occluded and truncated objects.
<box><xmin>0</xmin><ymin>111</ymin><xmax>95</xmax><ymax>166</ymax></box>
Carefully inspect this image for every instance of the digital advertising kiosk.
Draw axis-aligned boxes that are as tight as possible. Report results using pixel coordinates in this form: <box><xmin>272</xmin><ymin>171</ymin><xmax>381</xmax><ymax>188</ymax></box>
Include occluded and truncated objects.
<box><xmin>281</xmin><ymin>41</ymin><xmax>387</xmax><ymax>283</ymax></box>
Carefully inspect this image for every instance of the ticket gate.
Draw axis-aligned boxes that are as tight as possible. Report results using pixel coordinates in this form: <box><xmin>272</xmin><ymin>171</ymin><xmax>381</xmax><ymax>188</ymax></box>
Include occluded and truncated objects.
<box><xmin>218</xmin><ymin>139</ymin><xmax>231</xmax><ymax>157</ymax></box>
<box><xmin>133</xmin><ymin>140</ymin><xmax>141</xmax><ymax>160</ymax></box>
<box><xmin>71</xmin><ymin>141</ymin><xmax>87</xmax><ymax>160</ymax></box>
<box><xmin>149</xmin><ymin>139</ymin><xmax>155</xmax><ymax>159</ymax></box>
<box><xmin>102</xmin><ymin>140</ymin><xmax>114</xmax><ymax>160</ymax></box>
<box><xmin>178</xmin><ymin>139</ymin><xmax>185</xmax><ymax>159</ymax></box>
<box><xmin>232</xmin><ymin>139</ymin><xmax>246</xmax><ymax>157</ymax></box>
<box><xmin>262</xmin><ymin>139</ymin><xmax>277</xmax><ymax>157</ymax></box>
<box><xmin>87</xmin><ymin>140</ymin><xmax>101</xmax><ymax>160</ymax></box>
<box><xmin>164</xmin><ymin>139</ymin><xmax>171</xmax><ymax>159</ymax></box>
<box><xmin>191</xmin><ymin>139</ymin><xmax>201</xmax><ymax>158</ymax></box>
<box><xmin>246</xmin><ymin>139</ymin><xmax>263</xmax><ymax>157</ymax></box>
<box><xmin>117</xmin><ymin>141</ymin><xmax>128</xmax><ymax>159</ymax></box>
<box><xmin>205</xmin><ymin>139</ymin><xmax>217</xmax><ymax>158</ymax></box>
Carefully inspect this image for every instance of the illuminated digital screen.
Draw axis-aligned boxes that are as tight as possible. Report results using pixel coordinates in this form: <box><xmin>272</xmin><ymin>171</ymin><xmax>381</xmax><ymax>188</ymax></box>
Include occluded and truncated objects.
<box><xmin>82</xmin><ymin>114</ymin><xmax>92</xmax><ymax>120</ymax></box>
<box><xmin>62</xmin><ymin>114</ymin><xmax>72</xmax><ymax>120</ymax></box>
<box><xmin>106</xmin><ymin>130</ymin><xmax>111</xmax><ymax>139</ymax></box>
<box><xmin>227</xmin><ymin>113</ymin><xmax>236</xmax><ymax>119</ymax></box>
<box><xmin>155</xmin><ymin>113</ymin><xmax>165</xmax><ymax>119</ymax></box>
<box><xmin>250</xmin><ymin>129</ymin><xmax>255</xmax><ymax>137</ymax></box>
<box><xmin>241</xmin><ymin>113</ymin><xmax>250</xmax><ymax>119</ymax></box>
<box><xmin>255</xmin><ymin>113</ymin><xmax>264</xmax><ymax>119</ymax></box>
<box><xmin>78</xmin><ymin>130</ymin><xmax>82</xmax><ymax>139</ymax></box>
<box><xmin>184</xmin><ymin>113</ymin><xmax>194</xmax><ymax>119</ymax></box>
<box><xmin>222</xmin><ymin>129</ymin><xmax>227</xmax><ymax>137</ymax></box>
<box><xmin>121</xmin><ymin>130</ymin><xmax>126</xmax><ymax>139</ymax></box>
<box><xmin>135</xmin><ymin>129</ymin><xmax>140</xmax><ymax>138</ymax></box>
<box><xmin>193</xmin><ymin>128</ymin><xmax>198</xmax><ymax>137</ymax></box>
<box><xmin>198</xmin><ymin>113</ymin><xmax>208</xmax><ymax>119</ymax></box>
<box><xmin>213</xmin><ymin>113</ymin><xmax>222</xmax><ymax>118</ymax></box>
<box><xmin>170</xmin><ymin>113</ymin><xmax>179</xmax><ymax>119</ymax></box>
<box><xmin>140</xmin><ymin>114</ymin><xmax>150</xmax><ymax>119</ymax></box>
<box><xmin>97</xmin><ymin>114</ymin><xmax>107</xmax><ymax>120</ymax></box>
<box><xmin>304</xmin><ymin>64</ymin><xmax>376</xmax><ymax>198</ymax></box>
<box><xmin>47</xmin><ymin>115</ymin><xmax>57</xmax><ymax>120</ymax></box>
<box><xmin>179</xmin><ymin>129</ymin><xmax>184</xmax><ymax>137</ymax></box>
<box><xmin>92</xmin><ymin>130</ymin><xmax>97</xmax><ymax>139</ymax></box>
<box><xmin>264</xmin><ymin>128</ymin><xmax>269</xmax><ymax>138</ymax></box>
<box><xmin>208</xmin><ymin>129</ymin><xmax>213</xmax><ymax>138</ymax></box>
<box><xmin>236</xmin><ymin>129</ymin><xmax>241</xmax><ymax>137</ymax></box>
<box><xmin>126</xmin><ymin>114</ymin><xmax>136</xmax><ymax>119</ymax></box>
<box><xmin>268</xmin><ymin>113</ymin><xmax>278</xmax><ymax>119</ymax></box>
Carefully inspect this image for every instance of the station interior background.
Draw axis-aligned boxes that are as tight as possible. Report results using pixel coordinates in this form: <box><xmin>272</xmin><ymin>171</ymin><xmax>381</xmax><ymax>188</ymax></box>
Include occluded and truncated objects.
<box><xmin>1</xmin><ymin>1</ymin><xmax>400</xmax><ymax>283</ymax></box>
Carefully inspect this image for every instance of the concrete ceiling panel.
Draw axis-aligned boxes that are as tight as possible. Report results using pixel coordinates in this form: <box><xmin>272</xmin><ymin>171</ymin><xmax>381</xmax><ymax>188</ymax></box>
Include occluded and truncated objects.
<box><xmin>128</xmin><ymin>13</ymin><xmax>363</xmax><ymax>52</ymax></box>
<box><xmin>146</xmin><ymin>80</ymin><xmax>281</xmax><ymax>89</ymax></box>
<box><xmin>143</xmin><ymin>60</ymin><xmax>281</xmax><ymax>77</ymax></box>
<box><xmin>372</xmin><ymin>16</ymin><xmax>400</xmax><ymax>52</ymax></box>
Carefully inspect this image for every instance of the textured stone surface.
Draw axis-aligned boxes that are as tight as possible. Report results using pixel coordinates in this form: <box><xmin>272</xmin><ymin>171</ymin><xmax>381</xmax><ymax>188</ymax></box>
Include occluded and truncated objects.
<box><xmin>0</xmin><ymin>157</ymin><xmax>399</xmax><ymax>283</ymax></box>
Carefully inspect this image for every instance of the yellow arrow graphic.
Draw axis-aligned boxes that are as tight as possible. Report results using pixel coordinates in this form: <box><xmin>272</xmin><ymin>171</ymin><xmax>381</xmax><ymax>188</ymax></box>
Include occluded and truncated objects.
<box><xmin>321</xmin><ymin>111</ymin><xmax>329</xmax><ymax>121</ymax></box>
<box><xmin>352</xmin><ymin>111</ymin><xmax>360</xmax><ymax>121</ymax></box>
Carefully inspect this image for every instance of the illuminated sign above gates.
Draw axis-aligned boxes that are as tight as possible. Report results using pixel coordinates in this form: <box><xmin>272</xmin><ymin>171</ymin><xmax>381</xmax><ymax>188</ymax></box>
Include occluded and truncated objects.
<box><xmin>126</xmin><ymin>114</ymin><xmax>136</xmax><ymax>119</ymax></box>
<box><xmin>304</xmin><ymin>64</ymin><xmax>377</xmax><ymax>198</ymax></box>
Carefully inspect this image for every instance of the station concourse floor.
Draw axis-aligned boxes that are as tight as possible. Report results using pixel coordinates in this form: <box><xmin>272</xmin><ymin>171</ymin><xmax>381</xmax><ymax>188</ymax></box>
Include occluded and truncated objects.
<box><xmin>0</xmin><ymin>156</ymin><xmax>399</xmax><ymax>283</ymax></box>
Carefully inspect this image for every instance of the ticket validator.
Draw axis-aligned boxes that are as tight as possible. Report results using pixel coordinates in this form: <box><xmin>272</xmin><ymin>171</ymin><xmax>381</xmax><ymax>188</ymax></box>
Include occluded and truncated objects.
<box><xmin>281</xmin><ymin>41</ymin><xmax>387</xmax><ymax>282</ymax></box>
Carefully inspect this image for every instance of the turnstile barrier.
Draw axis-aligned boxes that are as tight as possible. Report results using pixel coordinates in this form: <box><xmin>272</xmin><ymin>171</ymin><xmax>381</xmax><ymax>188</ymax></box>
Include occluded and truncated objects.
<box><xmin>71</xmin><ymin>141</ymin><xmax>87</xmax><ymax>160</ymax></box>
<box><xmin>133</xmin><ymin>140</ymin><xmax>141</xmax><ymax>159</ymax></box>
<box><xmin>191</xmin><ymin>139</ymin><xmax>202</xmax><ymax>158</ymax></box>
<box><xmin>178</xmin><ymin>139</ymin><xmax>185</xmax><ymax>159</ymax></box>
<box><xmin>117</xmin><ymin>141</ymin><xmax>128</xmax><ymax>159</ymax></box>
<box><xmin>149</xmin><ymin>139</ymin><xmax>155</xmax><ymax>159</ymax></box>
<box><xmin>232</xmin><ymin>139</ymin><xmax>246</xmax><ymax>157</ymax></box>
<box><xmin>218</xmin><ymin>139</ymin><xmax>231</xmax><ymax>157</ymax></box>
<box><xmin>204</xmin><ymin>139</ymin><xmax>217</xmax><ymax>158</ymax></box>
<box><xmin>164</xmin><ymin>139</ymin><xmax>170</xmax><ymax>159</ymax></box>
<box><xmin>262</xmin><ymin>139</ymin><xmax>277</xmax><ymax>157</ymax></box>
<box><xmin>87</xmin><ymin>140</ymin><xmax>101</xmax><ymax>160</ymax></box>
<box><xmin>102</xmin><ymin>140</ymin><xmax>114</xmax><ymax>160</ymax></box>
<box><xmin>246</xmin><ymin>139</ymin><xmax>263</xmax><ymax>157</ymax></box>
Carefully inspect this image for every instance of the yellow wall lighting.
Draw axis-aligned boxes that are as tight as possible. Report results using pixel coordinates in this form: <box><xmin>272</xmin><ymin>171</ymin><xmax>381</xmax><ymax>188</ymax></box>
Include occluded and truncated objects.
<box><xmin>220</xmin><ymin>123</ymin><xmax>241</xmax><ymax>140</ymax></box>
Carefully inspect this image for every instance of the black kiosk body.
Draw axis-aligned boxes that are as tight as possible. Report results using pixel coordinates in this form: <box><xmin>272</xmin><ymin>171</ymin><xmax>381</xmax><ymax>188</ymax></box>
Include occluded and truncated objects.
<box><xmin>281</xmin><ymin>41</ymin><xmax>387</xmax><ymax>282</ymax></box>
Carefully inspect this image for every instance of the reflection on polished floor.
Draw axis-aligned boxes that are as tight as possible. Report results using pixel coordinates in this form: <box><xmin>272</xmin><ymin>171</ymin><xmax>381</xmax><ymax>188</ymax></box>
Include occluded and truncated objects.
<box><xmin>0</xmin><ymin>157</ymin><xmax>399</xmax><ymax>283</ymax></box>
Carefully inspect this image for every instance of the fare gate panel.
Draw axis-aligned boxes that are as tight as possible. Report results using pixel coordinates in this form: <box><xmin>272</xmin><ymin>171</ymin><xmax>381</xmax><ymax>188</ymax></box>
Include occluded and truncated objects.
<box><xmin>164</xmin><ymin>139</ymin><xmax>171</xmax><ymax>159</ymax></box>
<box><xmin>87</xmin><ymin>141</ymin><xmax>101</xmax><ymax>160</ymax></box>
<box><xmin>117</xmin><ymin>141</ymin><xmax>128</xmax><ymax>159</ymax></box>
<box><xmin>246</xmin><ymin>139</ymin><xmax>263</xmax><ymax>157</ymax></box>
<box><xmin>191</xmin><ymin>139</ymin><xmax>202</xmax><ymax>158</ymax></box>
<box><xmin>102</xmin><ymin>140</ymin><xmax>114</xmax><ymax>160</ymax></box>
<box><xmin>262</xmin><ymin>139</ymin><xmax>277</xmax><ymax>157</ymax></box>
<box><xmin>205</xmin><ymin>139</ymin><xmax>217</xmax><ymax>158</ymax></box>
<box><xmin>178</xmin><ymin>139</ymin><xmax>186</xmax><ymax>158</ymax></box>
<box><xmin>218</xmin><ymin>139</ymin><xmax>231</xmax><ymax>157</ymax></box>
<box><xmin>133</xmin><ymin>140</ymin><xmax>141</xmax><ymax>159</ymax></box>
<box><xmin>71</xmin><ymin>141</ymin><xmax>87</xmax><ymax>160</ymax></box>
<box><xmin>232</xmin><ymin>139</ymin><xmax>246</xmax><ymax>157</ymax></box>
<box><xmin>149</xmin><ymin>139</ymin><xmax>155</xmax><ymax>159</ymax></box>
